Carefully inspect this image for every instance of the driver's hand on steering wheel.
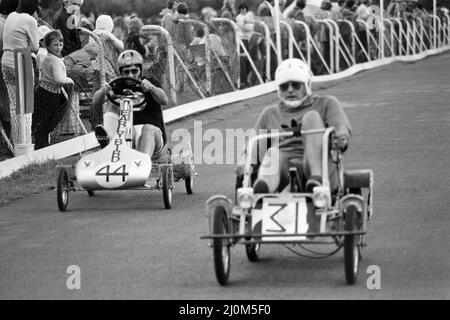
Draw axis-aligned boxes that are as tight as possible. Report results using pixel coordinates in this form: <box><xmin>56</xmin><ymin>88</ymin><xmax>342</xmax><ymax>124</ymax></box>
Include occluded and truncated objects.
<box><xmin>141</xmin><ymin>79</ymin><xmax>154</xmax><ymax>93</ymax></box>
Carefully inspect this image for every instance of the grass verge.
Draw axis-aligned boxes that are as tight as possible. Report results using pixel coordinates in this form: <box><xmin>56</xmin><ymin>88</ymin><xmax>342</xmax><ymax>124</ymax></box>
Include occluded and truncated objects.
<box><xmin>0</xmin><ymin>159</ymin><xmax>75</xmax><ymax>207</ymax></box>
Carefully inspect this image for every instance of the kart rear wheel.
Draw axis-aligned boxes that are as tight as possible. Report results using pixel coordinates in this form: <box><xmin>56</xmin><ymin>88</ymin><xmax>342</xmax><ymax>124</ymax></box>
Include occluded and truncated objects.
<box><xmin>344</xmin><ymin>204</ymin><xmax>361</xmax><ymax>285</ymax></box>
<box><xmin>87</xmin><ymin>190</ymin><xmax>95</xmax><ymax>197</ymax></box>
<box><xmin>57</xmin><ymin>168</ymin><xmax>70</xmax><ymax>212</ymax></box>
<box><xmin>162</xmin><ymin>166</ymin><xmax>173</xmax><ymax>209</ymax></box>
<box><xmin>213</xmin><ymin>206</ymin><xmax>231</xmax><ymax>285</ymax></box>
<box><xmin>245</xmin><ymin>243</ymin><xmax>260</xmax><ymax>262</ymax></box>
<box><xmin>185</xmin><ymin>176</ymin><xmax>194</xmax><ymax>194</ymax></box>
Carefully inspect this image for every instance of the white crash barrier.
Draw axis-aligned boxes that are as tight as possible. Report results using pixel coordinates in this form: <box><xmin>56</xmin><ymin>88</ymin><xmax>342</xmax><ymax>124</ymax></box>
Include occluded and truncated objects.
<box><xmin>1</xmin><ymin>11</ymin><xmax>449</xmax><ymax>179</ymax></box>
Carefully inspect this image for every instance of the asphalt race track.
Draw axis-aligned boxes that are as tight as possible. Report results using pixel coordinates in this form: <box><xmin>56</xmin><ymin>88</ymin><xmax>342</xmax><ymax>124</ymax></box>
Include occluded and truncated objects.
<box><xmin>1</xmin><ymin>52</ymin><xmax>449</xmax><ymax>300</ymax></box>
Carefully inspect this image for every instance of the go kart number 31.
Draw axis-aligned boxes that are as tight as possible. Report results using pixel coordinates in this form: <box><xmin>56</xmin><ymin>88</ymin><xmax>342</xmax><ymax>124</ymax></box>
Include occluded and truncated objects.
<box><xmin>95</xmin><ymin>162</ymin><xmax>129</xmax><ymax>188</ymax></box>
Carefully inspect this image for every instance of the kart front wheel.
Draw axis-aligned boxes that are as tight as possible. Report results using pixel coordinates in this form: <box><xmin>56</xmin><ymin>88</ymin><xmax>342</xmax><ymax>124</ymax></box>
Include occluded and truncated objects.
<box><xmin>57</xmin><ymin>168</ymin><xmax>70</xmax><ymax>212</ymax></box>
<box><xmin>212</xmin><ymin>206</ymin><xmax>231</xmax><ymax>285</ymax></box>
<box><xmin>162</xmin><ymin>166</ymin><xmax>173</xmax><ymax>209</ymax></box>
<box><xmin>344</xmin><ymin>204</ymin><xmax>361</xmax><ymax>285</ymax></box>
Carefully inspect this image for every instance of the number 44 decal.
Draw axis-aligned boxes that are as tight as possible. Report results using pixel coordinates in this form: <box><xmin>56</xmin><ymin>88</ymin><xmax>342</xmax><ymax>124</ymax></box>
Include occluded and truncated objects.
<box><xmin>96</xmin><ymin>164</ymin><xmax>129</xmax><ymax>183</ymax></box>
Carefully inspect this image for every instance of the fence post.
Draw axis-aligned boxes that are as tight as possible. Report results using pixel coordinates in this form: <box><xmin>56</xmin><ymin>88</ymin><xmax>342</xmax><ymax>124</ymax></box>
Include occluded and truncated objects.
<box><xmin>12</xmin><ymin>47</ymin><xmax>33</xmax><ymax>155</ymax></box>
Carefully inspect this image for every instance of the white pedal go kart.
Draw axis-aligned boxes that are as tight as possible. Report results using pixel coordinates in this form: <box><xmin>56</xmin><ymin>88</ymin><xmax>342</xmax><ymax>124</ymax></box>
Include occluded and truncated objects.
<box><xmin>56</xmin><ymin>77</ymin><xmax>196</xmax><ymax>211</ymax></box>
<box><xmin>201</xmin><ymin>126</ymin><xmax>373</xmax><ymax>285</ymax></box>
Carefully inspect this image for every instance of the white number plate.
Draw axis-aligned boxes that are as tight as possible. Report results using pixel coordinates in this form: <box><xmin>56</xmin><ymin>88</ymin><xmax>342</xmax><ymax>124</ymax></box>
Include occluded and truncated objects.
<box><xmin>251</xmin><ymin>197</ymin><xmax>309</xmax><ymax>241</ymax></box>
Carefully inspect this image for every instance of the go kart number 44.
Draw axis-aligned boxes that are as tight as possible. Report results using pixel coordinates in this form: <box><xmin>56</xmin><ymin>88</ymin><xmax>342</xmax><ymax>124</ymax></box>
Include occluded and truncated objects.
<box><xmin>95</xmin><ymin>162</ymin><xmax>129</xmax><ymax>188</ymax></box>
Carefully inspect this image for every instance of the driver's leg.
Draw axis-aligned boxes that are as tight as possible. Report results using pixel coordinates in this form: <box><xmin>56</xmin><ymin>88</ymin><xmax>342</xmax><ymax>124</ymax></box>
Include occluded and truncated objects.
<box><xmin>137</xmin><ymin>124</ymin><xmax>163</xmax><ymax>158</ymax></box>
<box><xmin>95</xmin><ymin>104</ymin><xmax>119</xmax><ymax>148</ymax></box>
<box><xmin>253</xmin><ymin>147</ymin><xmax>286</xmax><ymax>193</ymax></box>
<box><xmin>302</xmin><ymin>110</ymin><xmax>325</xmax><ymax>191</ymax></box>
<box><xmin>103</xmin><ymin>104</ymin><xmax>119</xmax><ymax>138</ymax></box>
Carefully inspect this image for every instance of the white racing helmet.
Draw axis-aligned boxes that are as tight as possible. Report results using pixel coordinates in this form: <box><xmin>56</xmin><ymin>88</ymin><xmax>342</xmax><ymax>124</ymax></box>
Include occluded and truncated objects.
<box><xmin>117</xmin><ymin>50</ymin><xmax>144</xmax><ymax>73</ymax></box>
<box><xmin>275</xmin><ymin>58</ymin><xmax>312</xmax><ymax>95</ymax></box>
<box><xmin>275</xmin><ymin>58</ymin><xmax>313</xmax><ymax>108</ymax></box>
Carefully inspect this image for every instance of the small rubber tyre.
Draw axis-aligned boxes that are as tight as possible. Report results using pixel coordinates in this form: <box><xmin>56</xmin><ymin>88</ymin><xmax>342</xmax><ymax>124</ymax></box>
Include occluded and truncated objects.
<box><xmin>213</xmin><ymin>206</ymin><xmax>231</xmax><ymax>286</ymax></box>
<box><xmin>162</xmin><ymin>166</ymin><xmax>173</xmax><ymax>209</ymax></box>
<box><xmin>87</xmin><ymin>190</ymin><xmax>95</xmax><ymax>197</ymax></box>
<box><xmin>245</xmin><ymin>243</ymin><xmax>260</xmax><ymax>262</ymax></box>
<box><xmin>344</xmin><ymin>204</ymin><xmax>361</xmax><ymax>285</ymax></box>
<box><xmin>57</xmin><ymin>168</ymin><xmax>70</xmax><ymax>212</ymax></box>
<box><xmin>185</xmin><ymin>176</ymin><xmax>194</xmax><ymax>195</ymax></box>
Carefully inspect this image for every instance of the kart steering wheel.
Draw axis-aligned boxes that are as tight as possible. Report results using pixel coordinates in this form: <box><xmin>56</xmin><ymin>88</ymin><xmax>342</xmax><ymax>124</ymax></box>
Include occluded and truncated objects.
<box><xmin>106</xmin><ymin>77</ymin><xmax>146</xmax><ymax>109</ymax></box>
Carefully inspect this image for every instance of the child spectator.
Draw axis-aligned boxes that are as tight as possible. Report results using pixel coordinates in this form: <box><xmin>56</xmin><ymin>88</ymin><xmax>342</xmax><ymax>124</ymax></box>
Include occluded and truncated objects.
<box><xmin>36</xmin><ymin>25</ymin><xmax>52</xmax><ymax>72</ymax></box>
<box><xmin>32</xmin><ymin>30</ymin><xmax>74</xmax><ymax>150</ymax></box>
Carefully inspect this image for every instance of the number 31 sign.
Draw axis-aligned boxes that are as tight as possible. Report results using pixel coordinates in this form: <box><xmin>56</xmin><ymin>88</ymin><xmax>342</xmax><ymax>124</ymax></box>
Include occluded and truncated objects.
<box><xmin>252</xmin><ymin>197</ymin><xmax>310</xmax><ymax>241</ymax></box>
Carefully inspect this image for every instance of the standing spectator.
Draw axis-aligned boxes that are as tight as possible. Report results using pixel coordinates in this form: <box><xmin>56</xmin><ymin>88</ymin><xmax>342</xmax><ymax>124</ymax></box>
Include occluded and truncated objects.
<box><xmin>1</xmin><ymin>0</ymin><xmax>40</xmax><ymax>147</ymax></box>
<box><xmin>94</xmin><ymin>14</ymin><xmax>124</xmax><ymax>78</ymax></box>
<box><xmin>161</xmin><ymin>0</ymin><xmax>178</xmax><ymax>37</ymax></box>
<box><xmin>236</xmin><ymin>3</ymin><xmax>254</xmax><ymax>40</ymax></box>
<box><xmin>287</xmin><ymin>0</ymin><xmax>306</xmax><ymax>21</ymax></box>
<box><xmin>52</xmin><ymin>0</ymin><xmax>84</xmax><ymax>57</ymax></box>
<box><xmin>0</xmin><ymin>0</ymin><xmax>19</xmax><ymax>142</ymax></box>
<box><xmin>355</xmin><ymin>0</ymin><xmax>371</xmax><ymax>21</ymax></box>
<box><xmin>32</xmin><ymin>30</ymin><xmax>74</xmax><ymax>150</ymax></box>
<box><xmin>125</xmin><ymin>15</ymin><xmax>148</xmax><ymax>58</ymax></box>
<box><xmin>340</xmin><ymin>0</ymin><xmax>356</xmax><ymax>20</ymax></box>
<box><xmin>113</xmin><ymin>16</ymin><xmax>127</xmax><ymax>42</ymax></box>
<box><xmin>201</xmin><ymin>7</ymin><xmax>217</xmax><ymax>24</ymax></box>
<box><xmin>221</xmin><ymin>0</ymin><xmax>236</xmax><ymax>20</ymax></box>
<box><xmin>172</xmin><ymin>2</ymin><xmax>194</xmax><ymax>48</ymax></box>
<box><xmin>257</xmin><ymin>0</ymin><xmax>274</xmax><ymax>17</ymax></box>
<box><xmin>315</xmin><ymin>1</ymin><xmax>333</xmax><ymax>71</ymax></box>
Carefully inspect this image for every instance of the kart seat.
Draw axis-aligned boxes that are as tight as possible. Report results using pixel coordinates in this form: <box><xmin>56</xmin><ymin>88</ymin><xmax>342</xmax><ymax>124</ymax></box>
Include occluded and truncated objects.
<box><xmin>344</xmin><ymin>169</ymin><xmax>373</xmax><ymax>189</ymax></box>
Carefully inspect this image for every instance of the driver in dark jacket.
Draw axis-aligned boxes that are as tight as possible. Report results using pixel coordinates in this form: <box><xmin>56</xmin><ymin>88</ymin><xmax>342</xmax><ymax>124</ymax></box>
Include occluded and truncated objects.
<box><xmin>92</xmin><ymin>50</ymin><xmax>168</xmax><ymax>159</ymax></box>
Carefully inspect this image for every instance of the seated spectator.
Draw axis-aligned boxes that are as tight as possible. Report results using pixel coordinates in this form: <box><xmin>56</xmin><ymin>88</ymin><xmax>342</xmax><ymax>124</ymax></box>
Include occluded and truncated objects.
<box><xmin>32</xmin><ymin>30</ymin><xmax>74</xmax><ymax>150</ymax></box>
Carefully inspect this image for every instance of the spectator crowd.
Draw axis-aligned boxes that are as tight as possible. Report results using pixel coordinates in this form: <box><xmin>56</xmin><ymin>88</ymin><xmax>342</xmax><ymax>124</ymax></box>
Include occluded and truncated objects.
<box><xmin>0</xmin><ymin>0</ymin><xmax>444</xmax><ymax>158</ymax></box>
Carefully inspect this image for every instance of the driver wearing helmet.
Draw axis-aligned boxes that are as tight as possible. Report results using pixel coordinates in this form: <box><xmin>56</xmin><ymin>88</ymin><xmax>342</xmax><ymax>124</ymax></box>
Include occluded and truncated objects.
<box><xmin>241</xmin><ymin>58</ymin><xmax>351</xmax><ymax>194</ymax></box>
<box><xmin>93</xmin><ymin>50</ymin><xmax>169</xmax><ymax>159</ymax></box>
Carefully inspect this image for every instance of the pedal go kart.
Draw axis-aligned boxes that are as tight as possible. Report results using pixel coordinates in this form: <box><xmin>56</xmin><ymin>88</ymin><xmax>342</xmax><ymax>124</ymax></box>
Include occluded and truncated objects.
<box><xmin>201</xmin><ymin>126</ymin><xmax>373</xmax><ymax>285</ymax></box>
<box><xmin>56</xmin><ymin>77</ymin><xmax>196</xmax><ymax>211</ymax></box>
